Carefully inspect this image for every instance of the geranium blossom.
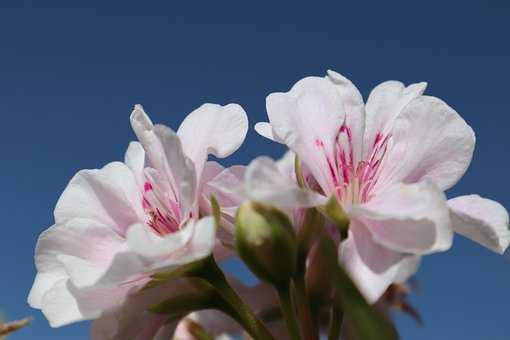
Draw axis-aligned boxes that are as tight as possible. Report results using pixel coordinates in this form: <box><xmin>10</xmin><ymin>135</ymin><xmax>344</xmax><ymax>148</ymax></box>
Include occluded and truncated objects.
<box><xmin>250</xmin><ymin>70</ymin><xmax>509</xmax><ymax>302</ymax></box>
<box><xmin>28</xmin><ymin>103</ymin><xmax>248</xmax><ymax>327</ymax></box>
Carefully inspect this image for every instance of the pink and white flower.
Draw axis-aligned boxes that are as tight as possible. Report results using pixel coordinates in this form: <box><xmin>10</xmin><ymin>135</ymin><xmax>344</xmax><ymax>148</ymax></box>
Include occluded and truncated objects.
<box><xmin>28</xmin><ymin>103</ymin><xmax>248</xmax><ymax>327</ymax></box>
<box><xmin>251</xmin><ymin>70</ymin><xmax>509</xmax><ymax>302</ymax></box>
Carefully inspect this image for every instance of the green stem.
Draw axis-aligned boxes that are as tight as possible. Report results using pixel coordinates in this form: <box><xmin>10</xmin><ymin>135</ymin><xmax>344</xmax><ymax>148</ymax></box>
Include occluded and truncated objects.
<box><xmin>277</xmin><ymin>283</ymin><xmax>302</xmax><ymax>340</ymax></box>
<box><xmin>196</xmin><ymin>257</ymin><xmax>275</xmax><ymax>340</ymax></box>
<box><xmin>294</xmin><ymin>274</ymin><xmax>319</xmax><ymax>340</ymax></box>
<box><xmin>328</xmin><ymin>304</ymin><xmax>343</xmax><ymax>340</ymax></box>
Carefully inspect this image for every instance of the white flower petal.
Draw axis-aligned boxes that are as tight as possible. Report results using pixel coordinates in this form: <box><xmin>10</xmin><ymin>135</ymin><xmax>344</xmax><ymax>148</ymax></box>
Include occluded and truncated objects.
<box><xmin>326</xmin><ymin>69</ymin><xmax>366</xmax><ymax>164</ymax></box>
<box><xmin>448</xmin><ymin>195</ymin><xmax>510</xmax><ymax>254</ymax></box>
<box><xmin>377</xmin><ymin>96</ymin><xmax>475</xmax><ymax>192</ymax></box>
<box><xmin>339</xmin><ymin>223</ymin><xmax>407</xmax><ymax>303</ymax></box>
<box><xmin>177</xmin><ymin>103</ymin><xmax>248</xmax><ymax>177</ymax></box>
<box><xmin>126</xmin><ymin>217</ymin><xmax>215</xmax><ymax>271</ymax></box>
<box><xmin>254</xmin><ymin>122</ymin><xmax>284</xmax><ymax>143</ymax></box>
<box><xmin>393</xmin><ymin>256</ymin><xmax>421</xmax><ymax>284</ymax></box>
<box><xmin>130</xmin><ymin>105</ymin><xmax>197</xmax><ymax>216</ymax></box>
<box><xmin>124</xmin><ymin>141</ymin><xmax>146</xmax><ymax>185</ymax></box>
<box><xmin>350</xmin><ymin>181</ymin><xmax>453</xmax><ymax>254</ymax></box>
<box><xmin>28</xmin><ymin>270</ymin><xmax>67</xmax><ymax>309</ymax></box>
<box><xmin>54</xmin><ymin>162</ymin><xmax>143</xmax><ymax>235</ymax></box>
<box><xmin>39</xmin><ymin>279</ymin><xmax>90</xmax><ymax>327</ymax></box>
<box><xmin>126</xmin><ymin>222</ymin><xmax>195</xmax><ymax>259</ymax></box>
<box><xmin>245</xmin><ymin>156</ymin><xmax>326</xmax><ymax>209</ymax></box>
<box><xmin>266</xmin><ymin>76</ymin><xmax>345</xmax><ymax>194</ymax></box>
<box><xmin>364</xmin><ymin>80</ymin><xmax>427</xmax><ymax>157</ymax></box>
<box><xmin>31</xmin><ymin>220</ymin><xmax>127</xmax><ymax>289</ymax></box>
<box><xmin>203</xmin><ymin>163</ymin><xmax>246</xmax><ymax>211</ymax></box>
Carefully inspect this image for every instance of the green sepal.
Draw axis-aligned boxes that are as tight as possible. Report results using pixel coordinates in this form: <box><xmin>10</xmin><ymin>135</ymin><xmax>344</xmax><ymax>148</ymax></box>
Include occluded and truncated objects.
<box><xmin>210</xmin><ymin>194</ymin><xmax>221</xmax><ymax>228</ymax></box>
<box><xmin>148</xmin><ymin>277</ymin><xmax>217</xmax><ymax>315</ymax></box>
<box><xmin>322</xmin><ymin>196</ymin><xmax>349</xmax><ymax>237</ymax></box>
<box><xmin>143</xmin><ymin>256</ymin><xmax>212</xmax><ymax>291</ymax></box>
<box><xmin>294</xmin><ymin>154</ymin><xmax>306</xmax><ymax>188</ymax></box>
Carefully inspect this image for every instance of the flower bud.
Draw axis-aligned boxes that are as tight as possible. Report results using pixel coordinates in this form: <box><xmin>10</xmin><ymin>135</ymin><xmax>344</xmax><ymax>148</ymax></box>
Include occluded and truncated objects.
<box><xmin>235</xmin><ymin>201</ymin><xmax>297</xmax><ymax>287</ymax></box>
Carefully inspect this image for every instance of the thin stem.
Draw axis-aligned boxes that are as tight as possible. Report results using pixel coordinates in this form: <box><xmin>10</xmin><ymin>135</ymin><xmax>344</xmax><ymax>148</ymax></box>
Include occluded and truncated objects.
<box><xmin>294</xmin><ymin>274</ymin><xmax>319</xmax><ymax>340</ymax></box>
<box><xmin>277</xmin><ymin>283</ymin><xmax>302</xmax><ymax>340</ymax></box>
<box><xmin>196</xmin><ymin>257</ymin><xmax>275</xmax><ymax>340</ymax></box>
<box><xmin>328</xmin><ymin>304</ymin><xmax>343</xmax><ymax>340</ymax></box>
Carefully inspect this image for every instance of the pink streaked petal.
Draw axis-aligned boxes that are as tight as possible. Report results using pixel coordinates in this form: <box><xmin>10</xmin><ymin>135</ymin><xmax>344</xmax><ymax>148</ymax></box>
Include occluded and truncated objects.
<box><xmin>326</xmin><ymin>70</ymin><xmax>366</xmax><ymax>165</ymax></box>
<box><xmin>363</xmin><ymin>80</ymin><xmax>427</xmax><ymax>159</ymax></box>
<box><xmin>266</xmin><ymin>76</ymin><xmax>346</xmax><ymax>195</ymax></box>
<box><xmin>130</xmin><ymin>105</ymin><xmax>197</xmax><ymax>218</ymax></box>
<box><xmin>375</xmin><ymin>96</ymin><xmax>475</xmax><ymax>192</ymax></box>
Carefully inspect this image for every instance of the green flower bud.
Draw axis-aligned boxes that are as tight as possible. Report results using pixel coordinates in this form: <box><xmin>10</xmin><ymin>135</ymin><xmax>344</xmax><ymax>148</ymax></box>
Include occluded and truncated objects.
<box><xmin>235</xmin><ymin>201</ymin><xmax>297</xmax><ymax>287</ymax></box>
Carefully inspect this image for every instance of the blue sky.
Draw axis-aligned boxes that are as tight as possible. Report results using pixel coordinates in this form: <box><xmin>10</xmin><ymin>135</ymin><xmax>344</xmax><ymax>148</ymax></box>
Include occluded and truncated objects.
<box><xmin>1</xmin><ymin>1</ymin><xmax>509</xmax><ymax>339</ymax></box>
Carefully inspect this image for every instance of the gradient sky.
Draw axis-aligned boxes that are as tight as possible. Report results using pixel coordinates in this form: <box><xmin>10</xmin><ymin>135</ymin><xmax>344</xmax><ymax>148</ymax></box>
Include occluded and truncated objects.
<box><xmin>1</xmin><ymin>1</ymin><xmax>509</xmax><ymax>339</ymax></box>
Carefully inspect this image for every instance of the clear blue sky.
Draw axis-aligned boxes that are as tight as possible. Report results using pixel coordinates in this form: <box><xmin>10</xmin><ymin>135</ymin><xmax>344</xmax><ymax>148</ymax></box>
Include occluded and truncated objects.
<box><xmin>1</xmin><ymin>1</ymin><xmax>509</xmax><ymax>339</ymax></box>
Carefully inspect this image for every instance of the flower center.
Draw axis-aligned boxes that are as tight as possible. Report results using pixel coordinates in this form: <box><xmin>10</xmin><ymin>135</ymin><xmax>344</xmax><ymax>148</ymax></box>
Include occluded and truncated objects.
<box><xmin>316</xmin><ymin>122</ymin><xmax>390</xmax><ymax>204</ymax></box>
<box><xmin>142</xmin><ymin>181</ymin><xmax>182</xmax><ymax>235</ymax></box>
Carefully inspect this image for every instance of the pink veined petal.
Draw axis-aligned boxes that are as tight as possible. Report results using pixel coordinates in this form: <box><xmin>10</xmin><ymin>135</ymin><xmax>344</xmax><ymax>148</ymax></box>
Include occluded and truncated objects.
<box><xmin>376</xmin><ymin>96</ymin><xmax>475</xmax><ymax>192</ymax></box>
<box><xmin>326</xmin><ymin>69</ymin><xmax>366</xmax><ymax>165</ymax></box>
<box><xmin>350</xmin><ymin>181</ymin><xmax>453</xmax><ymax>255</ymax></box>
<box><xmin>363</xmin><ymin>79</ymin><xmax>427</xmax><ymax>158</ymax></box>
<box><xmin>130</xmin><ymin>105</ymin><xmax>197</xmax><ymax>217</ymax></box>
<box><xmin>339</xmin><ymin>222</ymin><xmax>408</xmax><ymax>303</ymax></box>
<box><xmin>244</xmin><ymin>156</ymin><xmax>327</xmax><ymax>209</ymax></box>
<box><xmin>448</xmin><ymin>195</ymin><xmax>510</xmax><ymax>254</ymax></box>
<box><xmin>54</xmin><ymin>162</ymin><xmax>144</xmax><ymax>236</ymax></box>
<box><xmin>266</xmin><ymin>76</ymin><xmax>346</xmax><ymax>195</ymax></box>
<box><xmin>177</xmin><ymin>103</ymin><xmax>248</xmax><ymax>179</ymax></box>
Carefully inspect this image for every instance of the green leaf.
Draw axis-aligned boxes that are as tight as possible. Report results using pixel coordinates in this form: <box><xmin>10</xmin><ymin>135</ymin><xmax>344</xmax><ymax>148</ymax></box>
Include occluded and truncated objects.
<box><xmin>143</xmin><ymin>257</ymin><xmax>211</xmax><ymax>291</ymax></box>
